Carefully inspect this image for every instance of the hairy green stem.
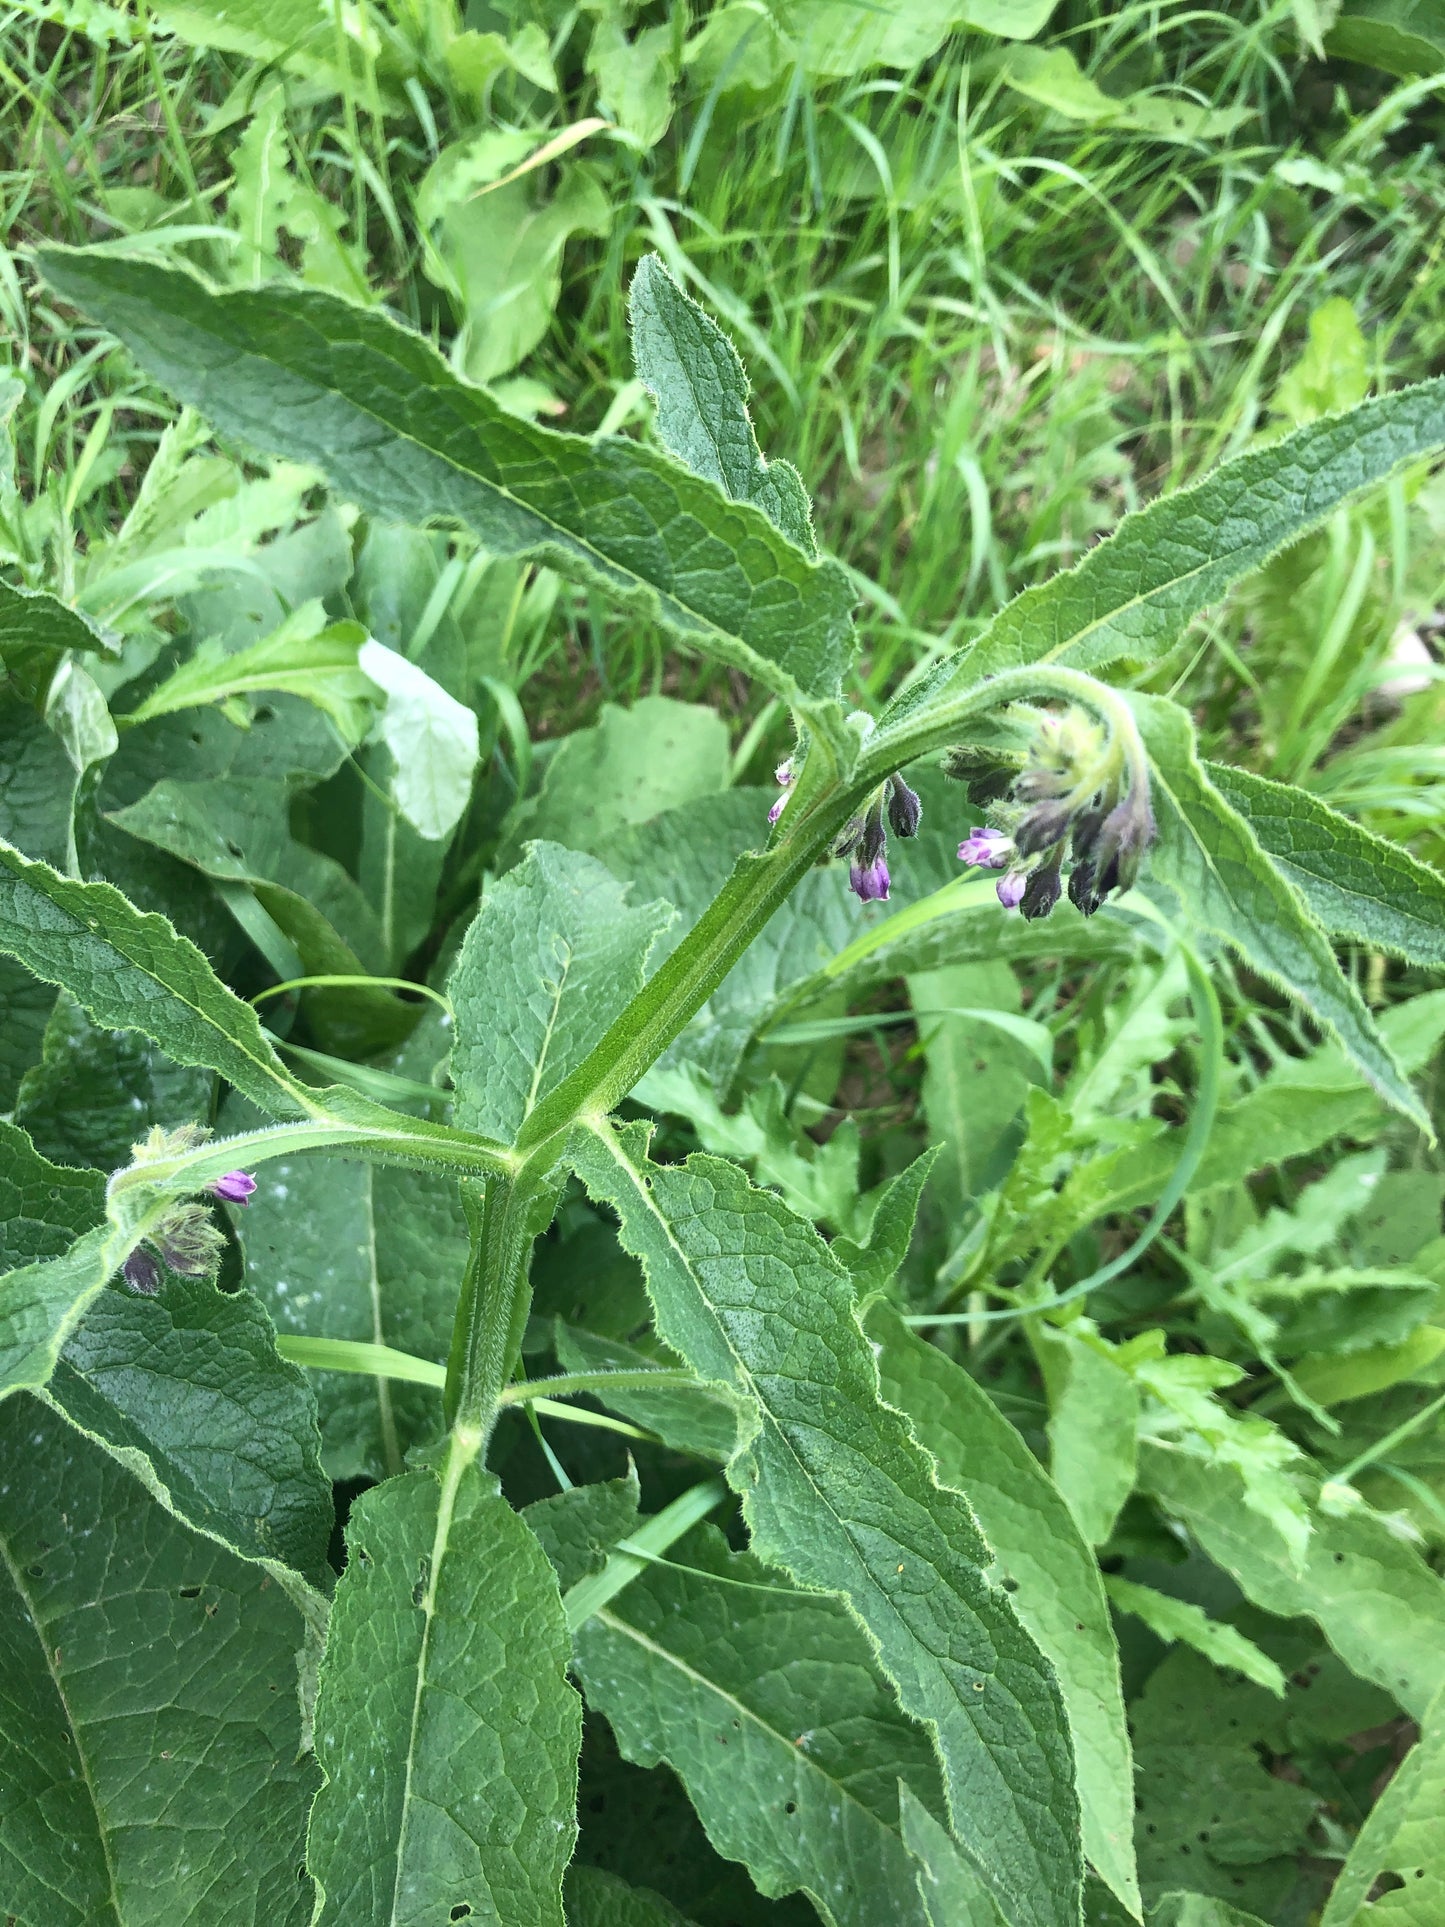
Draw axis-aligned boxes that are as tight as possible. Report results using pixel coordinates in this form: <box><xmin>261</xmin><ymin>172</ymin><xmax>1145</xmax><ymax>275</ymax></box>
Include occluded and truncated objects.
<box><xmin>443</xmin><ymin>1173</ymin><xmax>555</xmax><ymax>1433</ymax></box>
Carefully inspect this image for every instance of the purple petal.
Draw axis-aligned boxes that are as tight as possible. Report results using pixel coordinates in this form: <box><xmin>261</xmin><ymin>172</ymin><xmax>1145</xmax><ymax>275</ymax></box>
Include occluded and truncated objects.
<box><xmin>996</xmin><ymin>870</ymin><xmax>1026</xmax><ymax>910</ymax></box>
<box><xmin>767</xmin><ymin>792</ymin><xmax>788</xmax><ymax>825</ymax></box>
<box><xmin>849</xmin><ymin>856</ymin><xmax>891</xmax><ymax>903</ymax></box>
<box><xmin>209</xmin><ymin>1170</ymin><xmax>257</xmax><ymax>1205</ymax></box>
<box><xmin>957</xmin><ymin>827</ymin><xmax>1011</xmax><ymax>870</ymax></box>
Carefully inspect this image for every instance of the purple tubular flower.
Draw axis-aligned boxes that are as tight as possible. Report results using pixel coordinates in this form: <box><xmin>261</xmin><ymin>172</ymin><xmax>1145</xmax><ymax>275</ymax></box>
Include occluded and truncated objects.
<box><xmin>767</xmin><ymin>791</ymin><xmax>789</xmax><ymax>826</ymax></box>
<box><xmin>123</xmin><ymin>1249</ymin><xmax>160</xmax><ymax>1296</ymax></box>
<box><xmin>849</xmin><ymin>854</ymin><xmax>891</xmax><ymax>902</ymax></box>
<box><xmin>958</xmin><ymin>826</ymin><xmax>1012</xmax><ymax>870</ymax></box>
<box><xmin>209</xmin><ymin>1170</ymin><xmax>257</xmax><ymax>1205</ymax></box>
<box><xmin>996</xmin><ymin>870</ymin><xmax>1027</xmax><ymax>910</ymax></box>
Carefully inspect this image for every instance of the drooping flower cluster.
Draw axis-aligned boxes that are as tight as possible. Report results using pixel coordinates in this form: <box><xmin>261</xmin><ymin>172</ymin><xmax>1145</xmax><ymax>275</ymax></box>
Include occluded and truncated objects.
<box><xmin>120</xmin><ymin>1123</ymin><xmax>258</xmax><ymax>1294</ymax></box>
<box><xmin>949</xmin><ymin>704</ymin><xmax>1155</xmax><ymax>919</ymax></box>
<box><xmin>831</xmin><ymin>771</ymin><xmax>923</xmax><ymax>903</ymax></box>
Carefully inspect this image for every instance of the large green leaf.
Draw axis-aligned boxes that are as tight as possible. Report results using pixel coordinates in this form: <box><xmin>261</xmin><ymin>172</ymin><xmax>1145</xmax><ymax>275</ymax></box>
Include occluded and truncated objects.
<box><xmin>37</xmin><ymin>249</ymin><xmax>858</xmax><ymax>707</ymax></box>
<box><xmin>630</xmin><ymin>255</ymin><xmax>815</xmax><ymax>553</ymax></box>
<box><xmin>1131</xmin><ymin>696</ymin><xmax>1427</xmax><ymax>1131</ymax></box>
<box><xmin>568</xmin><ymin>1124</ymin><xmax>1082</xmax><ymax>1927</ymax></box>
<box><xmin>1140</xmin><ymin>1442</ymin><xmax>1445</xmax><ymax>1719</ymax></box>
<box><xmin>305</xmin><ymin>1439</ymin><xmax>581</xmax><ymax>1924</ymax></box>
<box><xmin>234</xmin><ymin>1133</ymin><xmax>467</xmax><ymax>1480</ymax></box>
<box><xmin>0</xmin><ymin>693</ymin><xmax>82</xmax><ymax>869</ymax></box>
<box><xmin>574</xmin><ymin>1525</ymin><xmax>943</xmax><ymax>1927</ymax></box>
<box><xmin>449</xmin><ymin>841</ymin><xmax>673</xmax><ymax>1145</ymax></box>
<box><xmin>1320</xmin><ymin>1676</ymin><xmax>1445</xmax><ymax>1925</ymax></box>
<box><xmin>47</xmin><ymin>1272</ymin><xmax>332</xmax><ymax>1584</ymax></box>
<box><xmin>500</xmin><ymin>696</ymin><xmax>731</xmax><ymax>869</ymax></box>
<box><xmin>0</xmin><ymin>838</ymin><xmax>309</xmax><ymax>1117</ymax></box>
<box><xmin>0</xmin><ymin>1395</ymin><xmax>318</xmax><ymax>1925</ymax></box>
<box><xmin>867</xmin><ymin>1306</ymin><xmax>1139</xmax><ymax>1918</ymax></box>
<box><xmin>885</xmin><ymin>376</ymin><xmax>1445</xmax><ymax>727</ymax></box>
<box><xmin>1208</xmin><ymin>762</ymin><xmax>1445</xmax><ymax>967</ymax></box>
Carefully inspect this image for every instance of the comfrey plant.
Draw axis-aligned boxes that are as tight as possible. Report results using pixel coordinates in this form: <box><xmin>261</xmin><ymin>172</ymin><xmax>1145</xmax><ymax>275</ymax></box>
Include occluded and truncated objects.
<box><xmin>2</xmin><ymin>245</ymin><xmax>1445</xmax><ymax>1927</ymax></box>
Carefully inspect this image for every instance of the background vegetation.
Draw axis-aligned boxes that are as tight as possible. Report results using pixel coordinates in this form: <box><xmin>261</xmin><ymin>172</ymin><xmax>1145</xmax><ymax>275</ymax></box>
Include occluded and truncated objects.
<box><xmin>4</xmin><ymin>2</ymin><xmax>1445</xmax><ymax>1923</ymax></box>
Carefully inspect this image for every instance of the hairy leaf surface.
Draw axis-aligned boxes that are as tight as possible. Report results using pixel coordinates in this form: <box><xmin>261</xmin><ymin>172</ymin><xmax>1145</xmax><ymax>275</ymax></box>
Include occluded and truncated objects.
<box><xmin>569</xmin><ymin>1124</ymin><xmax>1082</xmax><ymax>1927</ymax></box>
<box><xmin>449</xmin><ymin>841</ymin><xmax>673</xmax><ymax>1144</ymax></box>
<box><xmin>307</xmin><ymin>1443</ymin><xmax>580</xmax><ymax>1925</ymax></box>
<box><xmin>0</xmin><ymin>1396</ymin><xmax>318</xmax><ymax>1926</ymax></box>
<box><xmin>38</xmin><ymin>249</ymin><xmax>857</xmax><ymax>706</ymax></box>
<box><xmin>868</xmin><ymin>1306</ymin><xmax>1139</xmax><ymax>1917</ymax></box>
<box><xmin>1131</xmin><ymin>697</ymin><xmax>1426</xmax><ymax>1131</ymax></box>
<box><xmin>1208</xmin><ymin>761</ymin><xmax>1445</xmax><ymax>966</ymax></box>
<box><xmin>575</xmin><ymin>1526</ymin><xmax>943</xmax><ymax>1927</ymax></box>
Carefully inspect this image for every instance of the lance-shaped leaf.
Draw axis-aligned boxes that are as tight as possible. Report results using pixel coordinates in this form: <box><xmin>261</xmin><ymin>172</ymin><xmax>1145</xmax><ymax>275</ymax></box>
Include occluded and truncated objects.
<box><xmin>0</xmin><ymin>1395</ymin><xmax>319</xmax><ymax>1926</ymax></box>
<box><xmin>0</xmin><ymin>575</ymin><xmax>109</xmax><ymax>706</ymax></box>
<box><xmin>0</xmin><ymin>837</ymin><xmax>311</xmax><ymax>1117</ymax></box>
<box><xmin>1207</xmin><ymin>761</ymin><xmax>1445</xmax><ymax>967</ymax></box>
<box><xmin>568</xmin><ymin>1123</ymin><xmax>1082</xmax><ymax>1927</ymax></box>
<box><xmin>866</xmin><ymin>1305</ymin><xmax>1140</xmax><ymax>1919</ymax></box>
<box><xmin>37</xmin><ymin>248</ymin><xmax>857</xmax><ymax>706</ymax></box>
<box><xmin>899</xmin><ymin>1785</ymin><xmax>1007</xmax><ymax>1927</ymax></box>
<box><xmin>630</xmin><ymin>253</ymin><xmax>816</xmax><ymax>554</ymax></box>
<box><xmin>574</xmin><ymin>1525</ymin><xmax>944</xmax><ymax>1927</ymax></box>
<box><xmin>305</xmin><ymin>1440</ymin><xmax>581</xmax><ymax>1925</ymax></box>
<box><xmin>884</xmin><ymin>376</ymin><xmax>1445</xmax><ymax>726</ymax></box>
<box><xmin>449</xmin><ymin>841</ymin><xmax>674</xmax><ymax>1145</ymax></box>
<box><xmin>1130</xmin><ymin>696</ymin><xmax>1428</xmax><ymax>1132</ymax></box>
<box><xmin>1320</xmin><ymin>1675</ymin><xmax>1445</xmax><ymax>1926</ymax></box>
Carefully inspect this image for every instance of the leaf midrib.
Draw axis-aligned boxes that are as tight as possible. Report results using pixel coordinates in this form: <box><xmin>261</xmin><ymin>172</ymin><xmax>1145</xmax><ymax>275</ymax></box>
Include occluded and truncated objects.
<box><xmin>592</xmin><ymin>1604</ymin><xmax>919</xmax><ymax>1891</ymax></box>
<box><xmin>0</xmin><ymin>1526</ymin><xmax>124</xmax><ymax>1925</ymax></box>
<box><xmin>149</xmin><ymin>280</ymin><xmax>821</xmax><ymax>696</ymax></box>
<box><xmin>585</xmin><ymin>1125</ymin><xmax>1036</xmax><ymax>1846</ymax></box>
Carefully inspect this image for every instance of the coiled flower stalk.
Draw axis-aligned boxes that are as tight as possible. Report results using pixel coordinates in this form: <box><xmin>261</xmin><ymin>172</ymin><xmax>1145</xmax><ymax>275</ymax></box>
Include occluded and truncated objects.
<box><xmin>948</xmin><ymin>701</ymin><xmax>1155</xmax><ymax>919</ymax></box>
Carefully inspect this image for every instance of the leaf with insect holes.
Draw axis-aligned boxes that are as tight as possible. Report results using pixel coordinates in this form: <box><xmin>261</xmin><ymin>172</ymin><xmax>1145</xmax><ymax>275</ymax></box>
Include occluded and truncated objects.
<box><xmin>1320</xmin><ymin>1674</ymin><xmax>1445</xmax><ymax>1925</ymax></box>
<box><xmin>0</xmin><ymin>1395</ymin><xmax>319</xmax><ymax>1926</ymax></box>
<box><xmin>1128</xmin><ymin>695</ymin><xmax>1428</xmax><ymax>1133</ymax></box>
<box><xmin>883</xmin><ymin>375</ymin><xmax>1445</xmax><ymax>731</ymax></box>
<box><xmin>37</xmin><ymin>248</ymin><xmax>858</xmax><ymax>708</ymax></box>
<box><xmin>305</xmin><ymin>1445</ymin><xmax>581</xmax><ymax>1925</ymax></box>
<box><xmin>448</xmin><ymin>841</ymin><xmax>674</xmax><ymax>1145</ymax></box>
<box><xmin>574</xmin><ymin>1524</ymin><xmax>945</xmax><ymax>1927</ymax></box>
<box><xmin>567</xmin><ymin>1122</ymin><xmax>1082</xmax><ymax>1927</ymax></box>
<box><xmin>867</xmin><ymin>1305</ymin><xmax>1140</xmax><ymax>1919</ymax></box>
<box><xmin>630</xmin><ymin>255</ymin><xmax>815</xmax><ymax>553</ymax></box>
<box><xmin>1140</xmin><ymin>1441</ymin><xmax>1445</xmax><ymax>1720</ymax></box>
<box><xmin>1207</xmin><ymin>761</ymin><xmax>1445</xmax><ymax>968</ymax></box>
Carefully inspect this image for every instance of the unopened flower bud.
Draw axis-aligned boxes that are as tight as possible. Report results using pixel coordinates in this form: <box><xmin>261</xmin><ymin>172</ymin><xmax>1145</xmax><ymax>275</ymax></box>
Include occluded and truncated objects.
<box><xmin>123</xmin><ymin>1249</ymin><xmax>160</xmax><ymax>1295</ymax></box>
<box><xmin>1021</xmin><ymin>861</ymin><xmax>1062</xmax><ymax>921</ymax></box>
<box><xmin>155</xmin><ymin>1204</ymin><xmax>226</xmax><ymax>1278</ymax></box>
<box><xmin>1067</xmin><ymin>859</ymin><xmax>1103</xmax><ymax>917</ymax></box>
<box><xmin>1013</xmin><ymin>802</ymin><xmax>1072</xmax><ymax>858</ymax></box>
<box><xmin>996</xmin><ymin>870</ymin><xmax>1026</xmax><ymax>910</ymax></box>
<box><xmin>885</xmin><ymin>774</ymin><xmax>922</xmax><ymax>839</ymax></box>
<box><xmin>208</xmin><ymin>1170</ymin><xmax>256</xmax><ymax>1206</ymax></box>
